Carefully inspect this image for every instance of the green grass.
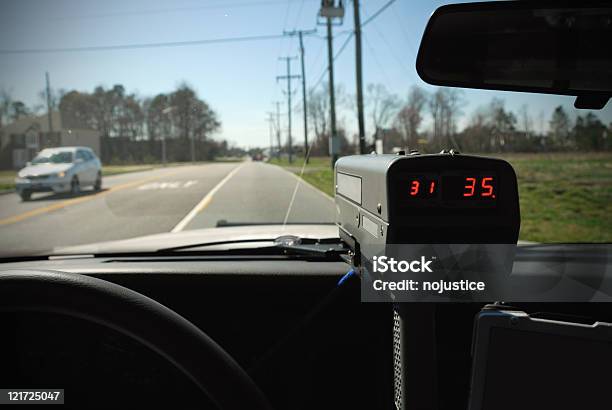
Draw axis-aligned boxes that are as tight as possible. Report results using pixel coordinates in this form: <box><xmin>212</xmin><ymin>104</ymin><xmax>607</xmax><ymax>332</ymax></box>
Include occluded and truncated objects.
<box><xmin>269</xmin><ymin>157</ymin><xmax>335</xmax><ymax>197</ymax></box>
<box><xmin>492</xmin><ymin>153</ymin><xmax>612</xmax><ymax>243</ymax></box>
<box><xmin>270</xmin><ymin>153</ymin><xmax>612</xmax><ymax>243</ymax></box>
<box><xmin>0</xmin><ymin>170</ymin><xmax>18</xmax><ymax>191</ymax></box>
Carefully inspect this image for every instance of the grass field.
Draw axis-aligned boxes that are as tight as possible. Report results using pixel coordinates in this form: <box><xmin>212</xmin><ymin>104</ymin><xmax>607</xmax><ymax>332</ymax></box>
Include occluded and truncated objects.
<box><xmin>270</xmin><ymin>153</ymin><xmax>612</xmax><ymax>243</ymax></box>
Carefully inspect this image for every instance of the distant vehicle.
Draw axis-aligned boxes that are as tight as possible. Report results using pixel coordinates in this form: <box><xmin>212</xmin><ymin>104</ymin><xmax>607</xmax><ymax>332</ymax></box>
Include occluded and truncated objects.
<box><xmin>251</xmin><ymin>153</ymin><xmax>264</xmax><ymax>161</ymax></box>
<box><xmin>15</xmin><ymin>147</ymin><xmax>102</xmax><ymax>201</ymax></box>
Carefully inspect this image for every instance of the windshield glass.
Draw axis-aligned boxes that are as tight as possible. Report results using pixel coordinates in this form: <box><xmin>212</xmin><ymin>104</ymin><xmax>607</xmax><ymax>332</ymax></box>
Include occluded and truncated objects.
<box><xmin>0</xmin><ymin>0</ymin><xmax>610</xmax><ymax>257</ymax></box>
<box><xmin>31</xmin><ymin>150</ymin><xmax>73</xmax><ymax>164</ymax></box>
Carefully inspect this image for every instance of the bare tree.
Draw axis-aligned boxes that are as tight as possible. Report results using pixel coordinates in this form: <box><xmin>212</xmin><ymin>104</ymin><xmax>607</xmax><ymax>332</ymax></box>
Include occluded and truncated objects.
<box><xmin>429</xmin><ymin>88</ymin><xmax>445</xmax><ymax>145</ymax></box>
<box><xmin>395</xmin><ymin>85</ymin><xmax>427</xmax><ymax>148</ymax></box>
<box><xmin>461</xmin><ymin>108</ymin><xmax>493</xmax><ymax>152</ymax></box>
<box><xmin>537</xmin><ymin>109</ymin><xmax>545</xmax><ymax>136</ymax></box>
<box><xmin>34</xmin><ymin>87</ymin><xmax>65</xmax><ymax>114</ymax></box>
<box><xmin>307</xmin><ymin>86</ymin><xmax>329</xmax><ymax>141</ymax></box>
<box><xmin>518</xmin><ymin>104</ymin><xmax>533</xmax><ymax>138</ymax></box>
<box><xmin>488</xmin><ymin>98</ymin><xmax>516</xmax><ymax>151</ymax></box>
<box><xmin>548</xmin><ymin>105</ymin><xmax>572</xmax><ymax>149</ymax></box>
<box><xmin>366</xmin><ymin>83</ymin><xmax>401</xmax><ymax>134</ymax></box>
<box><xmin>428</xmin><ymin>87</ymin><xmax>464</xmax><ymax>149</ymax></box>
<box><xmin>444</xmin><ymin>88</ymin><xmax>463</xmax><ymax>149</ymax></box>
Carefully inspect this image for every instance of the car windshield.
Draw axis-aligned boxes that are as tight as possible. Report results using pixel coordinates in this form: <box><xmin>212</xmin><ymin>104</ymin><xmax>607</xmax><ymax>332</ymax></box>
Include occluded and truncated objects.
<box><xmin>0</xmin><ymin>0</ymin><xmax>610</xmax><ymax>257</ymax></box>
<box><xmin>31</xmin><ymin>150</ymin><xmax>73</xmax><ymax>164</ymax></box>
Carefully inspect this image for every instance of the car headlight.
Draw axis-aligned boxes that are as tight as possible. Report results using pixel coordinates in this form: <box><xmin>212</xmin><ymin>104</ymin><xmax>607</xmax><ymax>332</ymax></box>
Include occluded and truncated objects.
<box><xmin>56</xmin><ymin>171</ymin><xmax>66</xmax><ymax>178</ymax></box>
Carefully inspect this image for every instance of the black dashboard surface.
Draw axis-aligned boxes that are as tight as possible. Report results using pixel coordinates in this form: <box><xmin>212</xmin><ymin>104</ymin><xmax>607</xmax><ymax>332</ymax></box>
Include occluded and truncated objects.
<box><xmin>0</xmin><ymin>258</ymin><xmax>394</xmax><ymax>409</ymax></box>
<box><xmin>2</xmin><ymin>253</ymin><xmax>611</xmax><ymax>409</ymax></box>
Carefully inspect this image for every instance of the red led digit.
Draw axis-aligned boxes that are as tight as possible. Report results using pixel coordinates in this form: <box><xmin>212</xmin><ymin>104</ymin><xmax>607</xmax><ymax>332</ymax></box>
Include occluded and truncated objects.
<box><xmin>410</xmin><ymin>180</ymin><xmax>420</xmax><ymax>196</ymax></box>
<box><xmin>463</xmin><ymin>177</ymin><xmax>476</xmax><ymax>197</ymax></box>
<box><xmin>429</xmin><ymin>181</ymin><xmax>435</xmax><ymax>194</ymax></box>
<box><xmin>481</xmin><ymin>177</ymin><xmax>494</xmax><ymax>197</ymax></box>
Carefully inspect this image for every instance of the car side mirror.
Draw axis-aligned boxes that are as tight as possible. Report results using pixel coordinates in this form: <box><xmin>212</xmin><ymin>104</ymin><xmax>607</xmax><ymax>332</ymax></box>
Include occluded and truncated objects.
<box><xmin>75</xmin><ymin>158</ymin><xmax>84</xmax><ymax>164</ymax></box>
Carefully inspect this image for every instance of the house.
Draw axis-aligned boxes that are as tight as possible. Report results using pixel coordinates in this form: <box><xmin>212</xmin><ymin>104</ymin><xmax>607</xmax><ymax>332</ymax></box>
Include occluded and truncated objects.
<box><xmin>0</xmin><ymin>111</ymin><xmax>101</xmax><ymax>169</ymax></box>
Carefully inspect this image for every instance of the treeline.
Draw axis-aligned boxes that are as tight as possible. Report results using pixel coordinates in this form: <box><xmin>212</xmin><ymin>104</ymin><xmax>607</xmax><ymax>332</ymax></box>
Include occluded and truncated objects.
<box><xmin>60</xmin><ymin>83</ymin><xmax>228</xmax><ymax>162</ymax></box>
<box><xmin>299</xmin><ymin>84</ymin><xmax>612</xmax><ymax>155</ymax></box>
<box><xmin>0</xmin><ymin>84</ymin><xmax>242</xmax><ymax>163</ymax></box>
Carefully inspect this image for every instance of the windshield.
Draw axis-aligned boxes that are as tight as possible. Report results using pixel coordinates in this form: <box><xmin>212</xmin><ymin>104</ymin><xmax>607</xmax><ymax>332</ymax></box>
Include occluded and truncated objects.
<box><xmin>31</xmin><ymin>150</ymin><xmax>74</xmax><ymax>164</ymax></box>
<box><xmin>0</xmin><ymin>0</ymin><xmax>610</xmax><ymax>257</ymax></box>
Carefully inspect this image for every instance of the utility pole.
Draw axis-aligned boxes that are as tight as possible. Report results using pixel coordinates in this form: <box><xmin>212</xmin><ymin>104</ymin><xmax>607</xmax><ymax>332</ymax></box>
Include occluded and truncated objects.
<box><xmin>275</xmin><ymin>101</ymin><xmax>282</xmax><ymax>158</ymax></box>
<box><xmin>277</xmin><ymin>57</ymin><xmax>300</xmax><ymax>164</ymax></box>
<box><xmin>353</xmin><ymin>0</ymin><xmax>366</xmax><ymax>154</ymax></box>
<box><xmin>266</xmin><ymin>112</ymin><xmax>275</xmax><ymax>159</ymax></box>
<box><xmin>326</xmin><ymin>19</ymin><xmax>338</xmax><ymax>167</ymax></box>
<box><xmin>45</xmin><ymin>72</ymin><xmax>53</xmax><ymax>134</ymax></box>
<box><xmin>190</xmin><ymin>131</ymin><xmax>196</xmax><ymax>162</ymax></box>
<box><xmin>319</xmin><ymin>1</ymin><xmax>344</xmax><ymax>168</ymax></box>
<box><xmin>284</xmin><ymin>29</ymin><xmax>316</xmax><ymax>163</ymax></box>
<box><xmin>162</xmin><ymin>128</ymin><xmax>167</xmax><ymax>165</ymax></box>
<box><xmin>161</xmin><ymin>106</ymin><xmax>175</xmax><ymax>165</ymax></box>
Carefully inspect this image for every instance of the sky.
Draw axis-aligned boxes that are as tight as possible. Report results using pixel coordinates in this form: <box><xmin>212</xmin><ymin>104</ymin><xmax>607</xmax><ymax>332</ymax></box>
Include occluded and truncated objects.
<box><xmin>0</xmin><ymin>0</ymin><xmax>610</xmax><ymax>149</ymax></box>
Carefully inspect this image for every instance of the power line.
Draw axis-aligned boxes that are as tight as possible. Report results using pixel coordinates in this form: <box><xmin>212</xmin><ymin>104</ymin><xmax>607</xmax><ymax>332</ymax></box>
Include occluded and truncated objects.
<box><xmin>0</xmin><ymin>34</ymin><xmax>287</xmax><ymax>55</ymax></box>
<box><xmin>361</xmin><ymin>0</ymin><xmax>396</xmax><ymax>27</ymax></box>
<box><xmin>277</xmin><ymin>0</ymin><xmax>297</xmax><ymax>99</ymax></box>
<box><xmin>391</xmin><ymin>1</ymin><xmax>418</xmax><ymax>56</ymax></box>
<box><xmin>291</xmin><ymin>0</ymin><xmax>307</xmax><ymax>30</ymax></box>
<box><xmin>370</xmin><ymin>20</ymin><xmax>416</xmax><ymax>83</ymax></box>
<box><xmin>306</xmin><ymin>30</ymin><xmax>349</xmax><ymax>80</ymax></box>
<box><xmin>311</xmin><ymin>32</ymin><xmax>354</xmax><ymax>90</ymax></box>
<box><xmin>50</xmin><ymin>0</ymin><xmax>315</xmax><ymax>21</ymax></box>
<box><xmin>284</xmin><ymin>0</ymin><xmax>307</xmax><ymax>60</ymax></box>
<box><xmin>363</xmin><ymin>32</ymin><xmax>392</xmax><ymax>86</ymax></box>
<box><xmin>281</xmin><ymin>0</ymin><xmax>296</xmax><ymax>64</ymax></box>
<box><xmin>307</xmin><ymin>40</ymin><xmax>326</xmax><ymax>82</ymax></box>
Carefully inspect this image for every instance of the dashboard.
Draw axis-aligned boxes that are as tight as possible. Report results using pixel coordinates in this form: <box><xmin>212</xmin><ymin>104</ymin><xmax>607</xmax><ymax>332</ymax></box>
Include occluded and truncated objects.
<box><xmin>1</xmin><ymin>246</ymin><xmax>610</xmax><ymax>409</ymax></box>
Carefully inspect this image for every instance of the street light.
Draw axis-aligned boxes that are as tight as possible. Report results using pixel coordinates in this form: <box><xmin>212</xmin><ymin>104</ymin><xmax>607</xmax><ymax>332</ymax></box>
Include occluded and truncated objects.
<box><xmin>318</xmin><ymin>0</ymin><xmax>345</xmax><ymax>22</ymax></box>
<box><xmin>161</xmin><ymin>106</ymin><xmax>175</xmax><ymax>165</ymax></box>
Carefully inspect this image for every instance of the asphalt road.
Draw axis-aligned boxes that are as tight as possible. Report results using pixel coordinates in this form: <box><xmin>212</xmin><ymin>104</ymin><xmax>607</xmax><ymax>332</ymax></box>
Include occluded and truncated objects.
<box><xmin>0</xmin><ymin>161</ymin><xmax>336</xmax><ymax>256</ymax></box>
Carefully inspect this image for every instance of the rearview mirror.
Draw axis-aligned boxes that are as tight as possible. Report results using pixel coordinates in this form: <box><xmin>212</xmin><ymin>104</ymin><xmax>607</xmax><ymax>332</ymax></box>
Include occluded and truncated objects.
<box><xmin>416</xmin><ymin>2</ymin><xmax>612</xmax><ymax>109</ymax></box>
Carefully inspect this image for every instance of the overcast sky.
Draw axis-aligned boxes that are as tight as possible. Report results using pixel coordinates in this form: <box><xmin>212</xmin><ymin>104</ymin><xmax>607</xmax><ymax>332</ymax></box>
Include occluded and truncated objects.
<box><xmin>1</xmin><ymin>0</ymin><xmax>610</xmax><ymax>148</ymax></box>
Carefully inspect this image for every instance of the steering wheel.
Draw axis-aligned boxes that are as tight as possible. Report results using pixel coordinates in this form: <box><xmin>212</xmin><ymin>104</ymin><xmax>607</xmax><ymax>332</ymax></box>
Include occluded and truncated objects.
<box><xmin>0</xmin><ymin>269</ymin><xmax>272</xmax><ymax>410</ymax></box>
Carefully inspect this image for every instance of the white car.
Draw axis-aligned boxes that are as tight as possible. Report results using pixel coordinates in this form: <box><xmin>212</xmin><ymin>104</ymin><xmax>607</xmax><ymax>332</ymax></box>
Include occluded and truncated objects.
<box><xmin>15</xmin><ymin>146</ymin><xmax>102</xmax><ymax>201</ymax></box>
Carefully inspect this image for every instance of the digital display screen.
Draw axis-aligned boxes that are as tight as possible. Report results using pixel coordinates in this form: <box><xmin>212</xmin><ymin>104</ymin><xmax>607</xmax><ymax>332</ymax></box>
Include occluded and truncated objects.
<box><xmin>407</xmin><ymin>178</ymin><xmax>438</xmax><ymax>198</ymax></box>
<box><xmin>405</xmin><ymin>173</ymin><xmax>497</xmax><ymax>204</ymax></box>
<box><xmin>441</xmin><ymin>175</ymin><xmax>496</xmax><ymax>200</ymax></box>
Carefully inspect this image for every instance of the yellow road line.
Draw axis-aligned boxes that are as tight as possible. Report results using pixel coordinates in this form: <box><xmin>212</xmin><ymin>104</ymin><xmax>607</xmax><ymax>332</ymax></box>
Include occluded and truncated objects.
<box><xmin>0</xmin><ymin>169</ymin><xmax>184</xmax><ymax>227</ymax></box>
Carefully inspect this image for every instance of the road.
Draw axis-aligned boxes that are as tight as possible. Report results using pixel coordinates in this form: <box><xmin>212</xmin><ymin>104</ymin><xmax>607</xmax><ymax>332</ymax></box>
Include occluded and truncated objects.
<box><xmin>0</xmin><ymin>161</ymin><xmax>336</xmax><ymax>256</ymax></box>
